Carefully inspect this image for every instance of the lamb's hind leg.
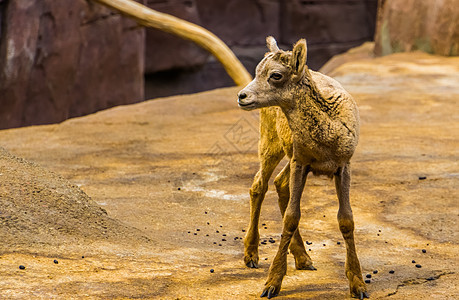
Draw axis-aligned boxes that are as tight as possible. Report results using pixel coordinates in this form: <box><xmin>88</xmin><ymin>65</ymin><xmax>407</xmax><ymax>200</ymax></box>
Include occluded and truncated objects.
<box><xmin>335</xmin><ymin>163</ymin><xmax>369</xmax><ymax>299</ymax></box>
<box><xmin>244</xmin><ymin>149</ymin><xmax>284</xmax><ymax>268</ymax></box>
<box><xmin>274</xmin><ymin>161</ymin><xmax>315</xmax><ymax>270</ymax></box>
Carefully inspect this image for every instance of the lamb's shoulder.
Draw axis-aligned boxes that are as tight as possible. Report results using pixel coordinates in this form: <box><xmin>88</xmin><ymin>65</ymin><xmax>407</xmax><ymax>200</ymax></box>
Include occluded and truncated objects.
<box><xmin>310</xmin><ymin>70</ymin><xmax>360</xmax><ymax>136</ymax></box>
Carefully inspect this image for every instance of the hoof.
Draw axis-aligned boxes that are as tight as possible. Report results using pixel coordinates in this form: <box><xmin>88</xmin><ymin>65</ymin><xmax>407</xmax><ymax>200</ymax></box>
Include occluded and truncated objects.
<box><xmin>348</xmin><ymin>272</ymin><xmax>369</xmax><ymax>299</ymax></box>
<box><xmin>294</xmin><ymin>253</ymin><xmax>316</xmax><ymax>270</ymax></box>
<box><xmin>246</xmin><ymin>260</ymin><xmax>258</xmax><ymax>269</ymax></box>
<box><xmin>261</xmin><ymin>285</ymin><xmax>279</xmax><ymax>299</ymax></box>
<box><xmin>261</xmin><ymin>274</ymin><xmax>283</xmax><ymax>299</ymax></box>
<box><xmin>355</xmin><ymin>291</ymin><xmax>370</xmax><ymax>299</ymax></box>
<box><xmin>244</xmin><ymin>254</ymin><xmax>259</xmax><ymax>268</ymax></box>
<box><xmin>298</xmin><ymin>264</ymin><xmax>317</xmax><ymax>271</ymax></box>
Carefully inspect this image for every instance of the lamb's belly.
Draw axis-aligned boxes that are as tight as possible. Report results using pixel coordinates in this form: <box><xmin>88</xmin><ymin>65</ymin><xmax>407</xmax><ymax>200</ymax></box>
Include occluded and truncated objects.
<box><xmin>294</xmin><ymin>141</ymin><xmax>350</xmax><ymax>176</ymax></box>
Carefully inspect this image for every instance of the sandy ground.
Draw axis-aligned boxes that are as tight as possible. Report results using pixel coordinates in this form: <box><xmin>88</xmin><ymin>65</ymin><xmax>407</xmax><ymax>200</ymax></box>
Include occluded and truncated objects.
<box><xmin>0</xmin><ymin>48</ymin><xmax>458</xmax><ymax>299</ymax></box>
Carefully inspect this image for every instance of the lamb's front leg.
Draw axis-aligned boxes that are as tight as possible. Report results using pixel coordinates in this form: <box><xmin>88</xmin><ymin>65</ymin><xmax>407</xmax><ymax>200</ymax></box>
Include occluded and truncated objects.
<box><xmin>335</xmin><ymin>164</ymin><xmax>369</xmax><ymax>299</ymax></box>
<box><xmin>261</xmin><ymin>159</ymin><xmax>309</xmax><ymax>299</ymax></box>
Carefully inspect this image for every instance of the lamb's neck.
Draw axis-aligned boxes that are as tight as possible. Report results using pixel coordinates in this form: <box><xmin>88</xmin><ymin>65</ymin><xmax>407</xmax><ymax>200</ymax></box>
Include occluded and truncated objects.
<box><xmin>282</xmin><ymin>76</ymin><xmax>328</xmax><ymax>133</ymax></box>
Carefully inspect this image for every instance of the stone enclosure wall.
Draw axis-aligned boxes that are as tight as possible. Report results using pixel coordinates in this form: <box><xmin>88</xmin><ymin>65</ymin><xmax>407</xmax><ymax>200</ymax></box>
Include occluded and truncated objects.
<box><xmin>0</xmin><ymin>0</ymin><xmax>144</xmax><ymax>129</ymax></box>
<box><xmin>374</xmin><ymin>0</ymin><xmax>459</xmax><ymax>56</ymax></box>
<box><xmin>0</xmin><ymin>0</ymin><xmax>380</xmax><ymax>129</ymax></box>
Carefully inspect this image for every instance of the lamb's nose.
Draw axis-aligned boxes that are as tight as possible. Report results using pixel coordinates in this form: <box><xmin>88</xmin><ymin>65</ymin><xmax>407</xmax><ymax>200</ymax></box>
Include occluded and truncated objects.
<box><xmin>238</xmin><ymin>92</ymin><xmax>247</xmax><ymax>100</ymax></box>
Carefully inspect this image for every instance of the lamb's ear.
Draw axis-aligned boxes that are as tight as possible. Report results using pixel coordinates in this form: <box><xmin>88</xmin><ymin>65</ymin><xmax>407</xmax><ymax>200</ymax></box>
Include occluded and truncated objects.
<box><xmin>291</xmin><ymin>39</ymin><xmax>307</xmax><ymax>78</ymax></box>
<box><xmin>266</xmin><ymin>36</ymin><xmax>279</xmax><ymax>52</ymax></box>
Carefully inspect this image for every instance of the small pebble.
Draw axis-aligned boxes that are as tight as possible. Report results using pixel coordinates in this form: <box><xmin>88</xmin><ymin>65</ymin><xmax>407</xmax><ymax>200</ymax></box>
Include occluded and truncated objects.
<box><xmin>53</xmin><ymin>260</ymin><xmax>58</xmax><ymax>264</ymax></box>
<box><xmin>373</xmin><ymin>270</ymin><xmax>378</xmax><ymax>274</ymax></box>
<box><xmin>205</xmin><ymin>211</ymin><xmax>208</xmax><ymax>214</ymax></box>
<box><xmin>82</xmin><ymin>256</ymin><xmax>85</xmax><ymax>259</ymax></box>
<box><xmin>222</xmin><ymin>234</ymin><xmax>226</xmax><ymax>236</ymax></box>
<box><xmin>213</xmin><ymin>242</ymin><xmax>217</xmax><ymax>245</ymax></box>
<box><xmin>366</xmin><ymin>274</ymin><xmax>371</xmax><ymax>278</ymax></box>
<box><xmin>308</xmin><ymin>249</ymin><xmax>312</xmax><ymax>251</ymax></box>
<box><xmin>264</xmin><ymin>258</ymin><xmax>268</xmax><ymax>260</ymax></box>
<box><xmin>220</xmin><ymin>225</ymin><xmax>223</xmax><ymax>228</ymax></box>
<box><xmin>337</xmin><ymin>241</ymin><xmax>341</xmax><ymax>245</ymax></box>
<box><xmin>426</xmin><ymin>277</ymin><xmax>435</xmax><ymax>281</ymax></box>
<box><xmin>323</xmin><ymin>244</ymin><xmax>326</xmax><ymax>246</ymax></box>
<box><xmin>177</xmin><ymin>187</ymin><xmax>181</xmax><ymax>190</ymax></box>
<box><xmin>262</xmin><ymin>223</ymin><xmax>266</xmax><ymax>226</ymax></box>
<box><xmin>19</xmin><ymin>265</ymin><xmax>25</xmax><ymax>270</ymax></box>
<box><xmin>365</xmin><ymin>279</ymin><xmax>371</xmax><ymax>284</ymax></box>
<box><xmin>242</xmin><ymin>229</ymin><xmax>246</xmax><ymax>232</ymax></box>
<box><xmin>206</xmin><ymin>234</ymin><xmax>209</xmax><ymax>237</ymax></box>
<box><xmin>323</xmin><ymin>215</ymin><xmax>326</xmax><ymax>218</ymax></box>
<box><xmin>218</xmin><ymin>244</ymin><xmax>222</xmax><ymax>246</ymax></box>
<box><xmin>416</xmin><ymin>264</ymin><xmax>422</xmax><ymax>268</ymax></box>
<box><xmin>187</xmin><ymin>231</ymin><xmax>191</xmax><ymax>234</ymax></box>
<box><xmin>216</xmin><ymin>230</ymin><xmax>219</xmax><ymax>233</ymax></box>
<box><xmin>269</xmin><ymin>239</ymin><xmax>275</xmax><ymax>243</ymax></box>
<box><xmin>261</xmin><ymin>241</ymin><xmax>267</xmax><ymax>245</ymax></box>
<box><xmin>210</xmin><ymin>269</ymin><xmax>214</xmax><ymax>273</ymax></box>
<box><xmin>234</xmin><ymin>237</ymin><xmax>238</xmax><ymax>240</ymax></box>
<box><xmin>419</xmin><ymin>176</ymin><xmax>427</xmax><ymax>180</ymax></box>
<box><xmin>207</xmin><ymin>222</ymin><xmax>210</xmax><ymax>225</ymax></box>
<box><xmin>412</xmin><ymin>260</ymin><xmax>416</xmax><ymax>263</ymax></box>
<box><xmin>264</xmin><ymin>227</ymin><xmax>268</xmax><ymax>229</ymax></box>
<box><xmin>389</xmin><ymin>270</ymin><xmax>395</xmax><ymax>274</ymax></box>
<box><xmin>222</xmin><ymin>239</ymin><xmax>226</xmax><ymax>242</ymax></box>
<box><xmin>422</xmin><ymin>249</ymin><xmax>427</xmax><ymax>253</ymax></box>
<box><xmin>194</xmin><ymin>233</ymin><xmax>197</xmax><ymax>235</ymax></box>
<box><xmin>306</xmin><ymin>241</ymin><xmax>312</xmax><ymax>245</ymax></box>
<box><xmin>196</xmin><ymin>229</ymin><xmax>200</xmax><ymax>231</ymax></box>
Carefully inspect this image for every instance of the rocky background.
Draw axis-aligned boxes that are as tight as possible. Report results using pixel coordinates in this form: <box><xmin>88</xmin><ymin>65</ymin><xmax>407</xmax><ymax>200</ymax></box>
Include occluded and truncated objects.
<box><xmin>0</xmin><ymin>0</ymin><xmax>458</xmax><ymax>129</ymax></box>
<box><xmin>0</xmin><ymin>0</ymin><xmax>378</xmax><ymax>129</ymax></box>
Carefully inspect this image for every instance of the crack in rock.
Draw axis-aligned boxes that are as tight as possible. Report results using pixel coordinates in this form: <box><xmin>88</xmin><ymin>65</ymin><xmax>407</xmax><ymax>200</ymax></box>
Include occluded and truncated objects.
<box><xmin>387</xmin><ymin>271</ymin><xmax>455</xmax><ymax>296</ymax></box>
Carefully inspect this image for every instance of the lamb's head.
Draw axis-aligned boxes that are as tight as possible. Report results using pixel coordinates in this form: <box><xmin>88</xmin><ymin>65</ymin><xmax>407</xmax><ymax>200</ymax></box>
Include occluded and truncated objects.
<box><xmin>237</xmin><ymin>36</ymin><xmax>309</xmax><ymax>111</ymax></box>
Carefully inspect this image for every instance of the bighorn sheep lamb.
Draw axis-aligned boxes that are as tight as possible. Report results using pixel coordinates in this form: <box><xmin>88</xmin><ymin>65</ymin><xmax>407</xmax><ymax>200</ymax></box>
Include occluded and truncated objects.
<box><xmin>237</xmin><ymin>37</ymin><xmax>368</xmax><ymax>299</ymax></box>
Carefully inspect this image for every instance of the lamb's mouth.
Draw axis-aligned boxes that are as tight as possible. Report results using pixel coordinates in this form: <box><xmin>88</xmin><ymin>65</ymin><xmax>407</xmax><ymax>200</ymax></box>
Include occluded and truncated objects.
<box><xmin>238</xmin><ymin>101</ymin><xmax>255</xmax><ymax>107</ymax></box>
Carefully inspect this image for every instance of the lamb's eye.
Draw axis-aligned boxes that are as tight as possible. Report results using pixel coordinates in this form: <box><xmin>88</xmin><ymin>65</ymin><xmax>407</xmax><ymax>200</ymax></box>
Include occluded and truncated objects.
<box><xmin>270</xmin><ymin>73</ymin><xmax>283</xmax><ymax>81</ymax></box>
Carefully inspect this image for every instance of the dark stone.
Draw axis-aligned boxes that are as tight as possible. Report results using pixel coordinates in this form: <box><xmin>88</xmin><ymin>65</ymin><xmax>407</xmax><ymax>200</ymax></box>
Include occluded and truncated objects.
<box><xmin>280</xmin><ymin>0</ymin><xmax>378</xmax><ymax>70</ymax></box>
<box><xmin>196</xmin><ymin>0</ymin><xmax>280</xmax><ymax>47</ymax></box>
<box><xmin>19</xmin><ymin>265</ymin><xmax>25</xmax><ymax>270</ymax></box>
<box><xmin>144</xmin><ymin>0</ymin><xmax>209</xmax><ymax>73</ymax></box>
<box><xmin>0</xmin><ymin>0</ymin><xmax>144</xmax><ymax>129</ymax></box>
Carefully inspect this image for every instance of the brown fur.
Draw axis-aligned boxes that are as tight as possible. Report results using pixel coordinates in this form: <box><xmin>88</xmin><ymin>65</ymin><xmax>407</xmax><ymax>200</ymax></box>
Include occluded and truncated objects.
<box><xmin>237</xmin><ymin>37</ymin><xmax>368</xmax><ymax>299</ymax></box>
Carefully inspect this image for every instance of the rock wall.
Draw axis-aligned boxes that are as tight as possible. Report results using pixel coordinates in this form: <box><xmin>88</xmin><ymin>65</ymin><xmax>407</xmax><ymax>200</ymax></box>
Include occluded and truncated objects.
<box><xmin>144</xmin><ymin>0</ymin><xmax>378</xmax><ymax>99</ymax></box>
<box><xmin>374</xmin><ymin>0</ymin><xmax>459</xmax><ymax>56</ymax></box>
<box><xmin>0</xmin><ymin>0</ymin><xmax>378</xmax><ymax>129</ymax></box>
<box><xmin>0</xmin><ymin>0</ymin><xmax>145</xmax><ymax>129</ymax></box>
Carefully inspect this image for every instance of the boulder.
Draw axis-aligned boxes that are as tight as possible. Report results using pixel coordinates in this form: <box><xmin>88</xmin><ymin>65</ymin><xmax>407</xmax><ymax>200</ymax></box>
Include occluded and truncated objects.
<box><xmin>374</xmin><ymin>0</ymin><xmax>459</xmax><ymax>56</ymax></box>
<box><xmin>0</xmin><ymin>0</ymin><xmax>145</xmax><ymax>129</ymax></box>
